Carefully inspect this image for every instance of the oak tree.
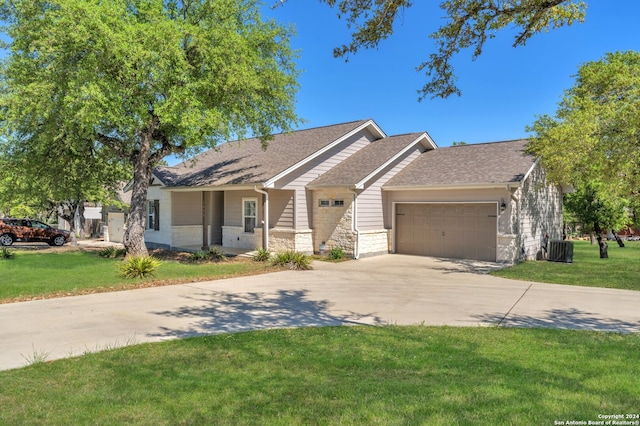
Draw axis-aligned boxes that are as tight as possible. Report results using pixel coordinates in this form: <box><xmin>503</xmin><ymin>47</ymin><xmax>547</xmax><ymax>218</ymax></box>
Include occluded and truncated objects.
<box><xmin>0</xmin><ymin>0</ymin><xmax>300</xmax><ymax>256</ymax></box>
<box><xmin>527</xmin><ymin>51</ymin><xmax>640</xmax><ymax>247</ymax></box>
<box><xmin>0</xmin><ymin>128</ymin><xmax>129</xmax><ymax>242</ymax></box>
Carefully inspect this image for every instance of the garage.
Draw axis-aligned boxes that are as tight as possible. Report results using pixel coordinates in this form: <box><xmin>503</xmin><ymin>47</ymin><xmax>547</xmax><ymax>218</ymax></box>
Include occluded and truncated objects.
<box><xmin>395</xmin><ymin>203</ymin><xmax>497</xmax><ymax>262</ymax></box>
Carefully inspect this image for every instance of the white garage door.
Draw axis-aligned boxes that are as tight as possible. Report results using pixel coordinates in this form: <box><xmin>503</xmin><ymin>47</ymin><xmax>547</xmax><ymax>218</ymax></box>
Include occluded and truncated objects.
<box><xmin>395</xmin><ymin>203</ymin><xmax>497</xmax><ymax>262</ymax></box>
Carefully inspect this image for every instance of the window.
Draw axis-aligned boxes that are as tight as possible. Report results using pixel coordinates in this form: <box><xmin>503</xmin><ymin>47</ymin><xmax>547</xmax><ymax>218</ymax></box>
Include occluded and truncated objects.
<box><xmin>31</xmin><ymin>221</ymin><xmax>49</xmax><ymax>229</ymax></box>
<box><xmin>243</xmin><ymin>198</ymin><xmax>257</xmax><ymax>233</ymax></box>
<box><xmin>147</xmin><ymin>200</ymin><xmax>160</xmax><ymax>230</ymax></box>
<box><xmin>319</xmin><ymin>199</ymin><xmax>344</xmax><ymax>207</ymax></box>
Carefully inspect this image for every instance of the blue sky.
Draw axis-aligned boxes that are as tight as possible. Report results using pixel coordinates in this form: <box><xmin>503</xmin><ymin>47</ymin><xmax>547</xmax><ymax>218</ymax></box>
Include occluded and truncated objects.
<box><xmin>263</xmin><ymin>1</ymin><xmax>640</xmax><ymax>147</ymax></box>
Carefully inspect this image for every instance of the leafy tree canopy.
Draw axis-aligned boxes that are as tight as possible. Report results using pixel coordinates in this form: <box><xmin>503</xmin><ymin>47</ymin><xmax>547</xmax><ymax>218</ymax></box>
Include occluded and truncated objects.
<box><xmin>289</xmin><ymin>0</ymin><xmax>586</xmax><ymax>99</ymax></box>
<box><xmin>564</xmin><ymin>184</ymin><xmax>629</xmax><ymax>235</ymax></box>
<box><xmin>527</xmin><ymin>51</ymin><xmax>640</xmax><ymax>197</ymax></box>
<box><xmin>528</xmin><ymin>50</ymin><xmax>640</xmax><ymax>236</ymax></box>
<box><xmin>0</xmin><ymin>129</ymin><xmax>130</xmax><ymax>236</ymax></box>
<box><xmin>0</xmin><ymin>0</ymin><xmax>300</xmax><ymax>255</ymax></box>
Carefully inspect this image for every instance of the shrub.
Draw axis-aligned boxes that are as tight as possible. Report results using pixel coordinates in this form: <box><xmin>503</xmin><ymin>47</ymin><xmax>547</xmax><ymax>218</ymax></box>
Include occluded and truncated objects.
<box><xmin>1</xmin><ymin>247</ymin><xmax>15</xmax><ymax>260</ymax></box>
<box><xmin>208</xmin><ymin>246</ymin><xmax>227</xmax><ymax>261</ymax></box>
<box><xmin>271</xmin><ymin>250</ymin><xmax>312</xmax><ymax>270</ymax></box>
<box><xmin>97</xmin><ymin>246</ymin><xmax>127</xmax><ymax>258</ymax></box>
<box><xmin>188</xmin><ymin>247</ymin><xmax>226</xmax><ymax>263</ymax></box>
<box><xmin>253</xmin><ymin>247</ymin><xmax>271</xmax><ymax>262</ymax></box>
<box><xmin>118</xmin><ymin>256</ymin><xmax>161</xmax><ymax>279</ymax></box>
<box><xmin>188</xmin><ymin>251</ymin><xmax>211</xmax><ymax>263</ymax></box>
<box><xmin>328</xmin><ymin>246</ymin><xmax>345</xmax><ymax>260</ymax></box>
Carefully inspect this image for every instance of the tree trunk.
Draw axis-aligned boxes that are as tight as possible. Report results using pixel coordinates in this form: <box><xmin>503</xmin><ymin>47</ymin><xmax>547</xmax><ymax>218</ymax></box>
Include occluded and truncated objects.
<box><xmin>614</xmin><ymin>234</ymin><xmax>625</xmax><ymax>248</ymax></box>
<box><xmin>594</xmin><ymin>222</ymin><xmax>608</xmax><ymax>259</ymax></box>
<box><xmin>598</xmin><ymin>237</ymin><xmax>609</xmax><ymax>258</ymax></box>
<box><xmin>123</xmin><ymin>131</ymin><xmax>154</xmax><ymax>258</ymax></box>
<box><xmin>58</xmin><ymin>202</ymin><xmax>79</xmax><ymax>246</ymax></box>
<box><xmin>123</xmin><ymin>168</ymin><xmax>152</xmax><ymax>257</ymax></box>
<box><xmin>76</xmin><ymin>202</ymin><xmax>86</xmax><ymax>240</ymax></box>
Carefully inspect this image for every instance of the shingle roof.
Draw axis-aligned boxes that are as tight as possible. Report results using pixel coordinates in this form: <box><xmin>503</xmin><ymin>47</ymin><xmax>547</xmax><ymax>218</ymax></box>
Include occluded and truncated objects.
<box><xmin>308</xmin><ymin>133</ymin><xmax>427</xmax><ymax>187</ymax></box>
<box><xmin>384</xmin><ymin>139</ymin><xmax>535</xmax><ymax>188</ymax></box>
<box><xmin>153</xmin><ymin>120</ymin><xmax>372</xmax><ymax>187</ymax></box>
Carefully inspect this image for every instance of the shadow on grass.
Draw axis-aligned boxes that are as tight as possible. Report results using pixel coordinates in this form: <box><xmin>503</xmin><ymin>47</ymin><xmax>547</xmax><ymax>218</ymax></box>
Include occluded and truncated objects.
<box><xmin>476</xmin><ymin>308</ymin><xmax>640</xmax><ymax>333</ymax></box>
<box><xmin>148</xmin><ymin>289</ymin><xmax>383</xmax><ymax>339</ymax></box>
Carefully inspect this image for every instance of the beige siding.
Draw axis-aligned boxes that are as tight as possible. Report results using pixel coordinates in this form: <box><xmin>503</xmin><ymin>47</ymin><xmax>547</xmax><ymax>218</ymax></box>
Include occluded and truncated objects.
<box><xmin>386</xmin><ymin>188</ymin><xmax>510</xmax><ymax>212</ymax></box>
<box><xmin>274</xmin><ymin>130</ymin><xmax>377</xmax><ymax>230</ymax></box>
<box><xmin>210</xmin><ymin>192</ymin><xmax>224</xmax><ymax>245</ymax></box>
<box><xmin>269</xmin><ymin>189</ymin><xmax>294</xmax><ymax>228</ymax></box>
<box><xmin>358</xmin><ymin>146</ymin><xmax>422</xmax><ymax>231</ymax></box>
<box><xmin>172</xmin><ymin>192</ymin><xmax>202</xmax><ymax>226</ymax></box>
<box><xmin>224</xmin><ymin>190</ymin><xmax>260</xmax><ymax>228</ymax></box>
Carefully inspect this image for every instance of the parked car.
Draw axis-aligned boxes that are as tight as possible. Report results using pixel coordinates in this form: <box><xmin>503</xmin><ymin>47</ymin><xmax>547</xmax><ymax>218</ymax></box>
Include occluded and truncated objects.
<box><xmin>0</xmin><ymin>218</ymin><xmax>71</xmax><ymax>246</ymax></box>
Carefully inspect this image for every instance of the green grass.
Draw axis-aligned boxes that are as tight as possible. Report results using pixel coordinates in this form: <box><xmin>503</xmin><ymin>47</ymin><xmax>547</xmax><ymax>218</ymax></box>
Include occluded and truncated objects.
<box><xmin>0</xmin><ymin>249</ymin><xmax>279</xmax><ymax>302</ymax></box>
<box><xmin>0</xmin><ymin>326</ymin><xmax>638</xmax><ymax>425</ymax></box>
<box><xmin>492</xmin><ymin>240</ymin><xmax>640</xmax><ymax>290</ymax></box>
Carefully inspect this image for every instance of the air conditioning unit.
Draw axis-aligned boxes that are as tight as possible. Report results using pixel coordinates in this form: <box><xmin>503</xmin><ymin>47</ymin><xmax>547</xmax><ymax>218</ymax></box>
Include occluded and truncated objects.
<box><xmin>548</xmin><ymin>240</ymin><xmax>574</xmax><ymax>263</ymax></box>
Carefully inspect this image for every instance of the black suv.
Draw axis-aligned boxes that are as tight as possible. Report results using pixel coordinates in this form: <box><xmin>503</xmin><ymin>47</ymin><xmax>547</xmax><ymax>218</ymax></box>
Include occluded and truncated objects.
<box><xmin>0</xmin><ymin>218</ymin><xmax>71</xmax><ymax>246</ymax></box>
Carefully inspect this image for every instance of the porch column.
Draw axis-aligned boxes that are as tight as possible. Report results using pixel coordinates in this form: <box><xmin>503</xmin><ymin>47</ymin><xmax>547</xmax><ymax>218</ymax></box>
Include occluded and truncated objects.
<box><xmin>254</xmin><ymin>186</ymin><xmax>269</xmax><ymax>251</ymax></box>
<box><xmin>201</xmin><ymin>191</ymin><xmax>210</xmax><ymax>250</ymax></box>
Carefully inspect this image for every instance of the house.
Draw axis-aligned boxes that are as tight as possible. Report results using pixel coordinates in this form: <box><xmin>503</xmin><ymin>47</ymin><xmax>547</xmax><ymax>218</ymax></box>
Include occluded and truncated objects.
<box><xmin>57</xmin><ymin>183</ymin><xmax>131</xmax><ymax>242</ymax></box>
<box><xmin>145</xmin><ymin>119</ymin><xmax>563</xmax><ymax>263</ymax></box>
<box><xmin>103</xmin><ymin>182</ymin><xmax>131</xmax><ymax>243</ymax></box>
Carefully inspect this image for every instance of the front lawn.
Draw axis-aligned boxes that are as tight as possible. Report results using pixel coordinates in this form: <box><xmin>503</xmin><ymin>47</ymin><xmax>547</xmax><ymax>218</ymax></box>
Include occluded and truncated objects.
<box><xmin>492</xmin><ymin>240</ymin><xmax>640</xmax><ymax>290</ymax></box>
<box><xmin>0</xmin><ymin>248</ymin><xmax>279</xmax><ymax>303</ymax></box>
<box><xmin>0</xmin><ymin>326</ymin><xmax>638</xmax><ymax>424</ymax></box>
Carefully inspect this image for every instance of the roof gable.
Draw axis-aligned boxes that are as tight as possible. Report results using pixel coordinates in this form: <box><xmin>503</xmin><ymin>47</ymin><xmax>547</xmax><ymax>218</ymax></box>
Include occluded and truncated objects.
<box><xmin>154</xmin><ymin>120</ymin><xmax>380</xmax><ymax>188</ymax></box>
<box><xmin>308</xmin><ymin>132</ymin><xmax>435</xmax><ymax>188</ymax></box>
<box><xmin>384</xmin><ymin>139</ymin><xmax>536</xmax><ymax>188</ymax></box>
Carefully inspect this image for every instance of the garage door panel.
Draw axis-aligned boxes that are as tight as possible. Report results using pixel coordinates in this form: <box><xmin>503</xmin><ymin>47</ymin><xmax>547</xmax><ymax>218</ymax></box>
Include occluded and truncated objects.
<box><xmin>463</xmin><ymin>217</ymin><xmax>478</xmax><ymax>229</ymax></box>
<box><xmin>443</xmin><ymin>217</ymin><xmax>457</xmax><ymax>228</ymax></box>
<box><xmin>395</xmin><ymin>203</ymin><xmax>497</xmax><ymax>262</ymax></box>
<box><xmin>449</xmin><ymin>230</ymin><xmax>465</xmax><ymax>241</ymax></box>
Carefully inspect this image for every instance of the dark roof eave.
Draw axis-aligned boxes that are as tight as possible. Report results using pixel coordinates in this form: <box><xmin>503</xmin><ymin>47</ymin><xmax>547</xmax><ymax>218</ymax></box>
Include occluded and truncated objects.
<box><xmin>306</xmin><ymin>183</ymin><xmax>356</xmax><ymax>190</ymax></box>
<box><xmin>161</xmin><ymin>183</ymin><xmax>265</xmax><ymax>192</ymax></box>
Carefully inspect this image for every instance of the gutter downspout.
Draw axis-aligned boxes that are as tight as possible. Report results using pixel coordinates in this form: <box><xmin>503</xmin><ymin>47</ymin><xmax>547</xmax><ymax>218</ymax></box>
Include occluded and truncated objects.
<box><xmin>254</xmin><ymin>186</ymin><xmax>269</xmax><ymax>251</ymax></box>
<box><xmin>348</xmin><ymin>188</ymin><xmax>360</xmax><ymax>260</ymax></box>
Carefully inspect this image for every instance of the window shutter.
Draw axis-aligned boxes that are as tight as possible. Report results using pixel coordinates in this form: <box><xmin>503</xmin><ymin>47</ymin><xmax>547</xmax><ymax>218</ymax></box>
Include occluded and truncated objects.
<box><xmin>154</xmin><ymin>200</ymin><xmax>160</xmax><ymax>231</ymax></box>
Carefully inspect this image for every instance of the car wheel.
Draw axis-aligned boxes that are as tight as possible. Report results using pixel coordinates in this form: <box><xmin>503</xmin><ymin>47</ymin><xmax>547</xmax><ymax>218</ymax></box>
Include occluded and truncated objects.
<box><xmin>0</xmin><ymin>233</ymin><xmax>14</xmax><ymax>246</ymax></box>
<box><xmin>52</xmin><ymin>235</ymin><xmax>66</xmax><ymax>246</ymax></box>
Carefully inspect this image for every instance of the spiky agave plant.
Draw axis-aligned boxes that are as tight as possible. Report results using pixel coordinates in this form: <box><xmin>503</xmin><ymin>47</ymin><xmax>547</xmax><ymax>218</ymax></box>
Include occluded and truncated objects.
<box><xmin>118</xmin><ymin>256</ymin><xmax>161</xmax><ymax>278</ymax></box>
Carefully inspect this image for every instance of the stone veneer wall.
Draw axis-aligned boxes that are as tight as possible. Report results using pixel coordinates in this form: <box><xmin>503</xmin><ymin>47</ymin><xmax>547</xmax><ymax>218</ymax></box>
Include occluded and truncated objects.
<box><xmin>357</xmin><ymin>229</ymin><xmax>389</xmax><ymax>257</ymax></box>
<box><xmin>313</xmin><ymin>189</ymin><xmax>356</xmax><ymax>256</ymax></box>
<box><xmin>268</xmin><ymin>228</ymin><xmax>314</xmax><ymax>254</ymax></box>
<box><xmin>269</xmin><ymin>229</ymin><xmax>296</xmax><ymax>252</ymax></box>
<box><xmin>497</xmin><ymin>234</ymin><xmax>518</xmax><ymax>263</ymax></box>
<box><xmin>294</xmin><ymin>230</ymin><xmax>314</xmax><ymax>255</ymax></box>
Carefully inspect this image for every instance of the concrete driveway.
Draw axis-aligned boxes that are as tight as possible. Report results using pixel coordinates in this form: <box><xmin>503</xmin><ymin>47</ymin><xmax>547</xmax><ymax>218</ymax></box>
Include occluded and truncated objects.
<box><xmin>1</xmin><ymin>254</ymin><xmax>639</xmax><ymax>371</ymax></box>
